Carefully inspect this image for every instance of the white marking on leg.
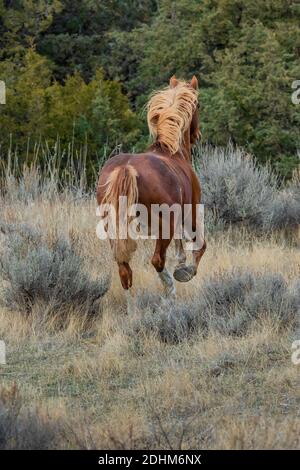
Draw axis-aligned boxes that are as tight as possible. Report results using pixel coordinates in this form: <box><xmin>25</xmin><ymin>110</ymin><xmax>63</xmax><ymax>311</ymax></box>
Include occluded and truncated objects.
<box><xmin>158</xmin><ymin>268</ymin><xmax>176</xmax><ymax>297</ymax></box>
<box><xmin>125</xmin><ymin>289</ymin><xmax>136</xmax><ymax>314</ymax></box>
<box><xmin>174</xmin><ymin>239</ymin><xmax>186</xmax><ymax>267</ymax></box>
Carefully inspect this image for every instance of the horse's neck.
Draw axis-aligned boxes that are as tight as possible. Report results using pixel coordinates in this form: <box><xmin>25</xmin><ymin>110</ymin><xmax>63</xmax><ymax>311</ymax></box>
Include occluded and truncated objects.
<box><xmin>149</xmin><ymin>130</ymin><xmax>192</xmax><ymax>162</ymax></box>
<box><xmin>179</xmin><ymin>130</ymin><xmax>192</xmax><ymax>162</ymax></box>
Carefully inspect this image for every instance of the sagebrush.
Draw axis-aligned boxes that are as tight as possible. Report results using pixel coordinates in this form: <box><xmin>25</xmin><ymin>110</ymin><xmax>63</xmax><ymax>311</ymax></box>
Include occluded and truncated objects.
<box><xmin>0</xmin><ymin>223</ymin><xmax>109</xmax><ymax>316</ymax></box>
<box><xmin>132</xmin><ymin>269</ymin><xmax>300</xmax><ymax>343</ymax></box>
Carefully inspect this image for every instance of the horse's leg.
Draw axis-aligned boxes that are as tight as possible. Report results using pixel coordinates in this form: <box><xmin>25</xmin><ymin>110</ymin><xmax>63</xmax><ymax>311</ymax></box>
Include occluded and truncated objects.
<box><xmin>174</xmin><ymin>239</ymin><xmax>186</xmax><ymax>267</ymax></box>
<box><xmin>118</xmin><ymin>261</ymin><xmax>136</xmax><ymax>314</ymax></box>
<box><xmin>151</xmin><ymin>238</ymin><xmax>175</xmax><ymax>297</ymax></box>
<box><xmin>190</xmin><ymin>203</ymin><xmax>207</xmax><ymax>277</ymax></box>
<box><xmin>191</xmin><ymin>237</ymin><xmax>206</xmax><ymax>276</ymax></box>
<box><xmin>173</xmin><ymin>220</ymin><xmax>206</xmax><ymax>283</ymax></box>
<box><xmin>173</xmin><ymin>238</ymin><xmax>194</xmax><ymax>282</ymax></box>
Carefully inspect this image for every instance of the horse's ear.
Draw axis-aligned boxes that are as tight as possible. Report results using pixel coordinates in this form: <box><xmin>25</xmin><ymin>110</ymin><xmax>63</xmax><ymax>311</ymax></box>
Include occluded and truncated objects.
<box><xmin>190</xmin><ymin>76</ymin><xmax>198</xmax><ymax>90</ymax></box>
<box><xmin>169</xmin><ymin>75</ymin><xmax>178</xmax><ymax>88</ymax></box>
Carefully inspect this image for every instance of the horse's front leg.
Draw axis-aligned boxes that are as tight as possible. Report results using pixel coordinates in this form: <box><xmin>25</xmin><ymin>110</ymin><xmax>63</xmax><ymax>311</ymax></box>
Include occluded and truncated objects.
<box><xmin>151</xmin><ymin>238</ymin><xmax>176</xmax><ymax>297</ymax></box>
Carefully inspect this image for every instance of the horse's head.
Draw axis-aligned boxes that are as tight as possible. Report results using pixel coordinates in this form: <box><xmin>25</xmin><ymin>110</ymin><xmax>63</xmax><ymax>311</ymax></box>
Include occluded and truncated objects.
<box><xmin>147</xmin><ymin>76</ymin><xmax>200</xmax><ymax>158</ymax></box>
<box><xmin>169</xmin><ymin>75</ymin><xmax>200</xmax><ymax>146</ymax></box>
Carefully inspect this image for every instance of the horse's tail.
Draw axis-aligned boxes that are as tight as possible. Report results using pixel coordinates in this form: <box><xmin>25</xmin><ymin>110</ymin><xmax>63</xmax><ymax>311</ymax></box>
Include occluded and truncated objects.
<box><xmin>101</xmin><ymin>164</ymin><xmax>138</xmax><ymax>263</ymax></box>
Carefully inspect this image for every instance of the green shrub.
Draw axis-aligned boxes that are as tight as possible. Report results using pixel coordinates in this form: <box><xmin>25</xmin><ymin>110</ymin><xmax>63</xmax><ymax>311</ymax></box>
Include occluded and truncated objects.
<box><xmin>0</xmin><ymin>49</ymin><xmax>141</xmax><ymax>167</ymax></box>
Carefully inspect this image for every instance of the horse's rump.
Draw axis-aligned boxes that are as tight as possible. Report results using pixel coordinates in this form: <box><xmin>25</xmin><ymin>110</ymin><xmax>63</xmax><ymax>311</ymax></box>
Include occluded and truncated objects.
<box><xmin>99</xmin><ymin>163</ymin><xmax>138</xmax><ymax>263</ymax></box>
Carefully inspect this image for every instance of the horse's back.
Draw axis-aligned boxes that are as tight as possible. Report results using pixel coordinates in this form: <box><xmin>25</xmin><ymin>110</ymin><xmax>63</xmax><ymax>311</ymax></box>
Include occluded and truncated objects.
<box><xmin>97</xmin><ymin>152</ymin><xmax>197</xmax><ymax>206</ymax></box>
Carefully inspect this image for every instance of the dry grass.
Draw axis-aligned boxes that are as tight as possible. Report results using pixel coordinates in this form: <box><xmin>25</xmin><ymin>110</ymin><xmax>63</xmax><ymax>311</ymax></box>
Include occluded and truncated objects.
<box><xmin>0</xmin><ymin>192</ymin><xmax>299</xmax><ymax>449</ymax></box>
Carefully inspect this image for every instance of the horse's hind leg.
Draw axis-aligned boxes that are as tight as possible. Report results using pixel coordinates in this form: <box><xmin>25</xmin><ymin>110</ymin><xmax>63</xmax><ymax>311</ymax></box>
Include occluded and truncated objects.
<box><xmin>151</xmin><ymin>238</ymin><xmax>175</xmax><ymax>297</ymax></box>
<box><xmin>118</xmin><ymin>262</ymin><xmax>136</xmax><ymax>314</ymax></box>
<box><xmin>173</xmin><ymin>230</ymin><xmax>206</xmax><ymax>283</ymax></box>
<box><xmin>173</xmin><ymin>238</ymin><xmax>194</xmax><ymax>282</ymax></box>
<box><xmin>174</xmin><ymin>239</ymin><xmax>186</xmax><ymax>266</ymax></box>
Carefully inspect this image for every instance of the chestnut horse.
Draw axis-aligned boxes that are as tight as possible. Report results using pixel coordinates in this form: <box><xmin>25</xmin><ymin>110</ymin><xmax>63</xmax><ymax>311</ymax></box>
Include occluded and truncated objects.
<box><xmin>97</xmin><ymin>76</ymin><xmax>206</xmax><ymax>312</ymax></box>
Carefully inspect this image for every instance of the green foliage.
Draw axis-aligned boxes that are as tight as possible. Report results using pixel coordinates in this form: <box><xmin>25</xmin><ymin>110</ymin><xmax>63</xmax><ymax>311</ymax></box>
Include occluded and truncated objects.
<box><xmin>0</xmin><ymin>0</ymin><xmax>62</xmax><ymax>59</ymax></box>
<box><xmin>36</xmin><ymin>0</ymin><xmax>157</xmax><ymax>81</ymax></box>
<box><xmin>0</xmin><ymin>49</ymin><xmax>141</xmax><ymax>165</ymax></box>
<box><xmin>0</xmin><ymin>49</ymin><xmax>53</xmax><ymax>139</ymax></box>
<box><xmin>202</xmin><ymin>19</ymin><xmax>300</xmax><ymax>177</ymax></box>
<box><xmin>0</xmin><ymin>0</ymin><xmax>299</xmax><ymax>177</ymax></box>
<box><xmin>108</xmin><ymin>0</ymin><xmax>300</xmax><ymax>176</ymax></box>
<box><xmin>43</xmin><ymin>69</ymin><xmax>140</xmax><ymax>152</ymax></box>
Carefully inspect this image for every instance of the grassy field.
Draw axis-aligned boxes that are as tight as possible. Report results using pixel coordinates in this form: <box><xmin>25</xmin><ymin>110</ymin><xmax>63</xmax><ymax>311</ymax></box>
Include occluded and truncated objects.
<box><xmin>0</xmin><ymin>185</ymin><xmax>299</xmax><ymax>450</ymax></box>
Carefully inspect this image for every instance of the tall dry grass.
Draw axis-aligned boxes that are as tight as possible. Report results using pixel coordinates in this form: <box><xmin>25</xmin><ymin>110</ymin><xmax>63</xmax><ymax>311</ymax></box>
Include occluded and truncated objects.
<box><xmin>0</xmin><ymin>145</ymin><xmax>299</xmax><ymax>449</ymax></box>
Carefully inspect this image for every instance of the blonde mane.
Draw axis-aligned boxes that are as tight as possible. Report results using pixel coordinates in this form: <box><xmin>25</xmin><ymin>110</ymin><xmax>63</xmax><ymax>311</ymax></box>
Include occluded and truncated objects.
<box><xmin>147</xmin><ymin>80</ymin><xmax>198</xmax><ymax>155</ymax></box>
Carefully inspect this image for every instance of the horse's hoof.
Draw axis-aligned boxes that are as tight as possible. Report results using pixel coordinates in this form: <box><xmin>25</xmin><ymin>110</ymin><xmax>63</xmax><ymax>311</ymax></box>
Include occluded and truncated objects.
<box><xmin>173</xmin><ymin>265</ymin><xmax>196</xmax><ymax>282</ymax></box>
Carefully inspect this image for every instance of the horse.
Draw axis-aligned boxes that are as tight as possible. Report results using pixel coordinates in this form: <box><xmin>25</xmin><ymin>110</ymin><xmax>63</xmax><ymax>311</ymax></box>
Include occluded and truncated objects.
<box><xmin>96</xmin><ymin>75</ymin><xmax>206</xmax><ymax>312</ymax></box>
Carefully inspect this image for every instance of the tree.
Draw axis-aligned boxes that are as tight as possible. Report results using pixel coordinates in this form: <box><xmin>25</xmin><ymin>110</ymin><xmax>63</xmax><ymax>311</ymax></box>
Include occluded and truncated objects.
<box><xmin>0</xmin><ymin>49</ymin><xmax>141</xmax><ymax>166</ymax></box>
<box><xmin>1</xmin><ymin>0</ymin><xmax>300</xmax><ymax>176</ymax></box>
<box><xmin>108</xmin><ymin>0</ymin><xmax>300</xmax><ymax>176</ymax></box>
<box><xmin>203</xmin><ymin>21</ymin><xmax>300</xmax><ymax>176</ymax></box>
<box><xmin>0</xmin><ymin>48</ymin><xmax>53</xmax><ymax>141</ymax></box>
<box><xmin>37</xmin><ymin>0</ymin><xmax>157</xmax><ymax>81</ymax></box>
<box><xmin>0</xmin><ymin>0</ymin><xmax>62</xmax><ymax>59</ymax></box>
<box><xmin>43</xmin><ymin>69</ymin><xmax>141</xmax><ymax>155</ymax></box>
